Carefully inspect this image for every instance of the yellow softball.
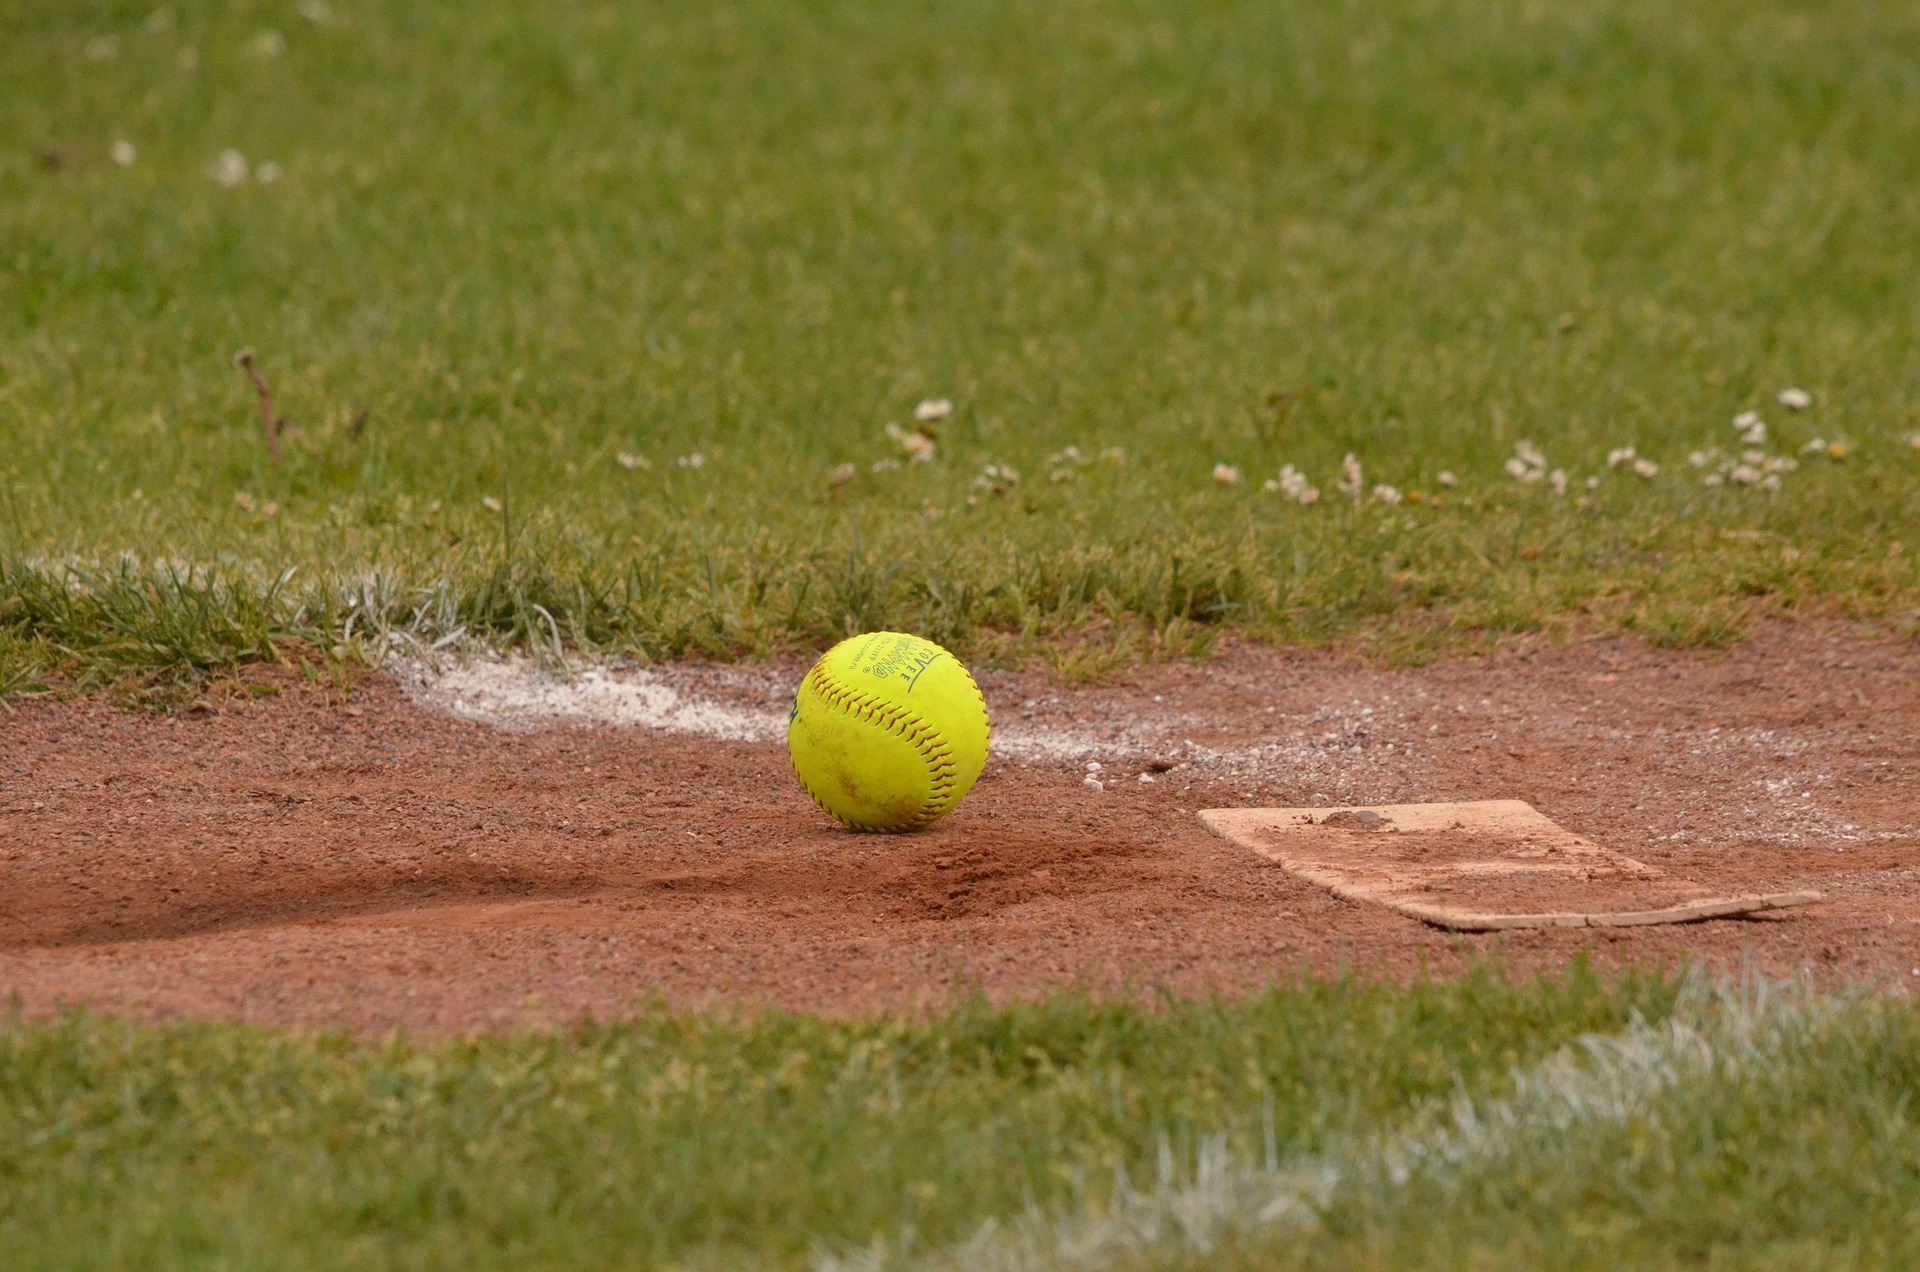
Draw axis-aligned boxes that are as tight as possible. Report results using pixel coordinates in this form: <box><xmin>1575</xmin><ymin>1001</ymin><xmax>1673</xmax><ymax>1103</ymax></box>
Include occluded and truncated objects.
<box><xmin>787</xmin><ymin>631</ymin><xmax>991</xmax><ymax>832</ymax></box>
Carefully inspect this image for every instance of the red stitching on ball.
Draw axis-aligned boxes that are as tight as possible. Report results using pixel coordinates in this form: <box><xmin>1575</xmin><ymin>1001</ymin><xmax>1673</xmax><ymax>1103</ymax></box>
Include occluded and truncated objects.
<box><xmin>796</xmin><ymin>661</ymin><xmax>974</xmax><ymax>831</ymax></box>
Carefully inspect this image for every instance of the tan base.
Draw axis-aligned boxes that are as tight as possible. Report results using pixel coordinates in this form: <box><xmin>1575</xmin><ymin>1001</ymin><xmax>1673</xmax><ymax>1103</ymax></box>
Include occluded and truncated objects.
<box><xmin>1200</xmin><ymin>800</ymin><xmax>1822</xmax><ymax>931</ymax></box>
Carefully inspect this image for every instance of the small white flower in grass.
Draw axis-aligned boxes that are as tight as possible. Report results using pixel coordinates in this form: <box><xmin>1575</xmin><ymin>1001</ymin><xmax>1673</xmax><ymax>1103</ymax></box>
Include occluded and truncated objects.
<box><xmin>1371</xmin><ymin>484</ymin><xmax>1402</xmax><ymax>505</ymax></box>
<box><xmin>1548</xmin><ymin>469</ymin><xmax>1568</xmax><ymax>495</ymax></box>
<box><xmin>1742</xmin><ymin>448</ymin><xmax>1767</xmax><ymax>465</ymax></box>
<box><xmin>1264</xmin><ymin>464</ymin><xmax>1319</xmax><ymax>505</ymax></box>
<box><xmin>1703</xmin><ymin>472</ymin><xmax>1724</xmax><ymax>487</ymax></box>
<box><xmin>1730</xmin><ymin>464</ymin><xmax>1762</xmax><ymax>486</ymax></box>
<box><xmin>1762</xmin><ymin>473</ymin><xmax>1782</xmax><ymax>490</ymax></box>
<box><xmin>1338</xmin><ymin>453</ymin><xmax>1364</xmax><ymax>500</ymax></box>
<box><xmin>615</xmin><ymin>452</ymin><xmax>649</xmax><ymax>470</ymax></box>
<box><xmin>1632</xmin><ymin>457</ymin><xmax>1659</xmax><ymax>479</ymax></box>
<box><xmin>247</xmin><ymin>30</ymin><xmax>287</xmax><ymax>58</ymax></box>
<box><xmin>1437</xmin><ymin>470</ymin><xmax>1458</xmax><ymax>487</ymax></box>
<box><xmin>1800</xmin><ymin>437</ymin><xmax>1828</xmax><ymax>455</ymax></box>
<box><xmin>213</xmin><ymin>149</ymin><xmax>248</xmax><ymax>187</ymax></box>
<box><xmin>481</xmin><ymin>496</ymin><xmax>503</xmax><ymax>512</ymax></box>
<box><xmin>678</xmin><ymin>452</ymin><xmax>705</xmax><ymax>468</ymax></box>
<box><xmin>255</xmin><ymin>161</ymin><xmax>282</xmax><ymax>184</ymax></box>
<box><xmin>111</xmin><ymin>140</ymin><xmax>136</xmax><ymax>166</ymax></box>
<box><xmin>871</xmin><ymin>458</ymin><xmax>900</xmax><ymax>473</ymax></box>
<box><xmin>1606</xmin><ymin>446</ymin><xmax>1637</xmax><ymax>468</ymax></box>
<box><xmin>884</xmin><ymin>423</ymin><xmax>935</xmax><ymax>462</ymax></box>
<box><xmin>1586</xmin><ymin>475</ymin><xmax>1601</xmax><ymax>490</ymax></box>
<box><xmin>913</xmin><ymin>398</ymin><xmax>953</xmax><ymax>423</ymax></box>
<box><xmin>1688</xmin><ymin>450</ymin><xmax>1710</xmax><ymax>468</ymax></box>
<box><xmin>1045</xmin><ymin>445</ymin><xmax>1087</xmax><ymax>482</ymax></box>
<box><xmin>972</xmin><ymin>463</ymin><xmax>1019</xmax><ymax>495</ymax></box>
<box><xmin>1732</xmin><ymin>412</ymin><xmax>1768</xmax><ymax>444</ymax></box>
<box><xmin>1778</xmin><ymin>388</ymin><xmax>1813</xmax><ymax>410</ymax></box>
<box><xmin>829</xmin><ymin>463</ymin><xmax>855</xmax><ymax>486</ymax></box>
<box><xmin>298</xmin><ymin>0</ymin><xmax>334</xmax><ymax>25</ymax></box>
<box><xmin>1505</xmin><ymin>442</ymin><xmax>1547</xmax><ymax>483</ymax></box>
<box><xmin>1212</xmin><ymin>462</ymin><xmax>1241</xmax><ymax>485</ymax></box>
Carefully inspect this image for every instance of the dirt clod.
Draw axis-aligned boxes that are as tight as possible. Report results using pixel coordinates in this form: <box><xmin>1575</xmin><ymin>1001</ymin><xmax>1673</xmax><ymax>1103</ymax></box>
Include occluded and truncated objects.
<box><xmin>1322</xmin><ymin>810</ymin><xmax>1389</xmax><ymax>829</ymax></box>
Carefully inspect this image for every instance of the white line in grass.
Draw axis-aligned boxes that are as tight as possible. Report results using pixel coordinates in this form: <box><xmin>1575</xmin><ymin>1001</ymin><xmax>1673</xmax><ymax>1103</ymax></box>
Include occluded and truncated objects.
<box><xmin>815</xmin><ymin>979</ymin><xmax>1830</xmax><ymax>1272</ymax></box>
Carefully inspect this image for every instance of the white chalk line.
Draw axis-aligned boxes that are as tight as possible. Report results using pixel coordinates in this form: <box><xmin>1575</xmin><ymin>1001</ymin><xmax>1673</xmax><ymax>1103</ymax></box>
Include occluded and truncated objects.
<box><xmin>396</xmin><ymin>655</ymin><xmax>1212</xmax><ymax>766</ymax></box>
<box><xmin>396</xmin><ymin>657</ymin><xmax>783</xmax><ymax>743</ymax></box>
<box><xmin>394</xmin><ymin>657</ymin><xmax>1903</xmax><ymax>843</ymax></box>
<box><xmin>814</xmin><ymin>978</ymin><xmax>1836</xmax><ymax>1272</ymax></box>
<box><xmin>394</xmin><ymin>656</ymin><xmax>1513</xmax><ymax>795</ymax></box>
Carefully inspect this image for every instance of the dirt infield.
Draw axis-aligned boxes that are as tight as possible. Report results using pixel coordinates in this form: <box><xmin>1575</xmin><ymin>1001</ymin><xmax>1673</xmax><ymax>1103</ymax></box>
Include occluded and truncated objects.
<box><xmin>3</xmin><ymin>624</ymin><xmax>1918</xmax><ymax>1035</ymax></box>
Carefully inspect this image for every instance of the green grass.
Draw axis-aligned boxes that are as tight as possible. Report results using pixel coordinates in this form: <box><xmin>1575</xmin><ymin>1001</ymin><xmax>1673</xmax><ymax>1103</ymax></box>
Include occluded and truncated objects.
<box><xmin>4</xmin><ymin>0</ymin><xmax>1920</xmax><ymax>692</ymax></box>
<box><xmin>899</xmin><ymin>977</ymin><xmax>1920</xmax><ymax>1271</ymax></box>
<box><xmin>1</xmin><ymin>966</ymin><xmax>1684</xmax><ymax>1270</ymax></box>
<box><xmin>7</xmin><ymin>3</ymin><xmax>1920</xmax><ymax>1261</ymax></box>
<box><xmin>1296</xmin><ymin>988</ymin><xmax>1920</xmax><ymax>1272</ymax></box>
<box><xmin>10</xmin><ymin>9</ymin><xmax>1920</xmax><ymax>1258</ymax></box>
<box><xmin>11</xmin><ymin>971</ymin><xmax>1920</xmax><ymax>1269</ymax></box>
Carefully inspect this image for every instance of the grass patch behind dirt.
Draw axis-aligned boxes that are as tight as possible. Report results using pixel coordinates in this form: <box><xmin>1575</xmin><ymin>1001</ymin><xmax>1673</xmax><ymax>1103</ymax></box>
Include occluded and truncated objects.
<box><xmin>5</xmin><ymin>0</ymin><xmax>1920</xmax><ymax>691</ymax></box>
<box><xmin>0</xmin><ymin>965</ymin><xmax>1678</xmax><ymax>1270</ymax></box>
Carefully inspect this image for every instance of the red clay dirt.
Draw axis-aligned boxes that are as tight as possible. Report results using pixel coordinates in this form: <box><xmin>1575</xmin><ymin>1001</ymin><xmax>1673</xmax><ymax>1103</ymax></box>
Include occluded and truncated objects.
<box><xmin>3</xmin><ymin>622</ymin><xmax>1918</xmax><ymax>1035</ymax></box>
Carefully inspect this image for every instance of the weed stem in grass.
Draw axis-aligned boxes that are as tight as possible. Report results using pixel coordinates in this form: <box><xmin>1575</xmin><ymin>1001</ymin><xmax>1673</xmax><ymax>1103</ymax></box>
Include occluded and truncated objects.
<box><xmin>232</xmin><ymin>349</ymin><xmax>291</xmax><ymax>463</ymax></box>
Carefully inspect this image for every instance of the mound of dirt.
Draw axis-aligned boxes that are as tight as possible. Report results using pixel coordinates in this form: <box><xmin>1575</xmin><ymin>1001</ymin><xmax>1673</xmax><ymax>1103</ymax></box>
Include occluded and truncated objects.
<box><xmin>3</xmin><ymin>623</ymin><xmax>1917</xmax><ymax>1035</ymax></box>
